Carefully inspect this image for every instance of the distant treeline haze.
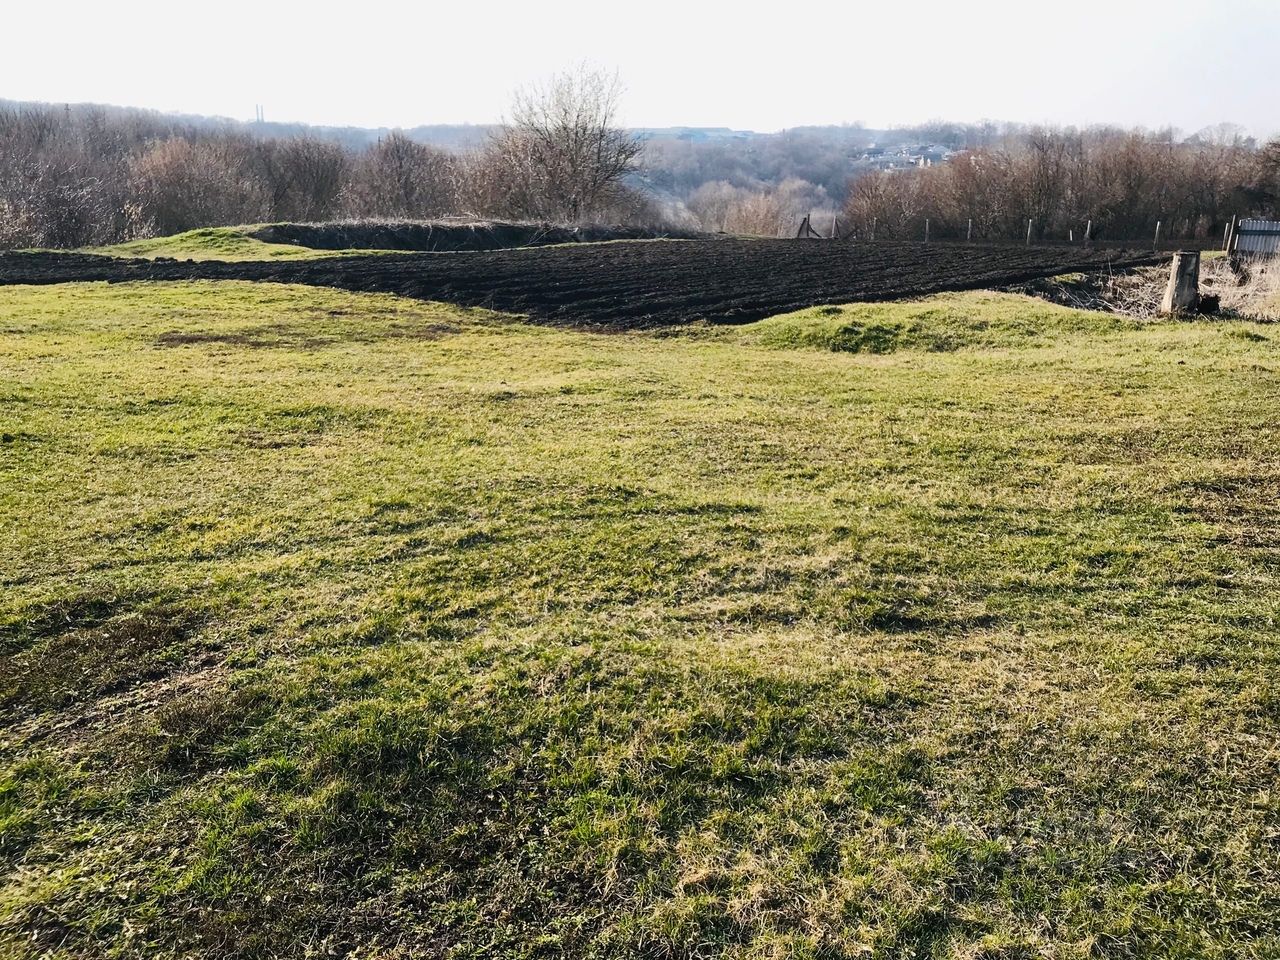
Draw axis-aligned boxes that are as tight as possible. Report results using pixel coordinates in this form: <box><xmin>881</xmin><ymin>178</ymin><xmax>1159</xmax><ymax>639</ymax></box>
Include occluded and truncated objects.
<box><xmin>2</xmin><ymin>84</ymin><xmax>1277</xmax><ymax>248</ymax></box>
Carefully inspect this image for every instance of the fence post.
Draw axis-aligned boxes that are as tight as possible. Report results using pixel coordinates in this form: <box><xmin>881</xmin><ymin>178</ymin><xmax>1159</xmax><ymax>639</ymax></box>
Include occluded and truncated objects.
<box><xmin>967</xmin><ymin>218</ymin><xmax>973</xmax><ymax>242</ymax></box>
<box><xmin>925</xmin><ymin>218</ymin><xmax>930</xmax><ymax>243</ymax></box>
<box><xmin>1026</xmin><ymin>219</ymin><xmax>1033</xmax><ymax>246</ymax></box>
<box><xmin>1085</xmin><ymin>219</ymin><xmax>1092</xmax><ymax>244</ymax></box>
<box><xmin>871</xmin><ymin>217</ymin><xmax>877</xmax><ymax>241</ymax></box>
<box><xmin>1154</xmin><ymin>220</ymin><xmax>1161</xmax><ymax>251</ymax></box>
<box><xmin>1160</xmin><ymin>250</ymin><xmax>1200</xmax><ymax>315</ymax></box>
<box><xmin>1069</xmin><ymin>228</ymin><xmax>1074</xmax><ymax>243</ymax></box>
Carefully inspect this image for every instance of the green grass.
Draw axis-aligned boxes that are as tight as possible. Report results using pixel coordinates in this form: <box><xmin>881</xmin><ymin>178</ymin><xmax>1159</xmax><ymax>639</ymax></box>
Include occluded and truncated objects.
<box><xmin>1</xmin><ymin>284</ymin><xmax>1278</xmax><ymax>958</ymax></box>
<box><xmin>91</xmin><ymin>226</ymin><xmax>378</xmax><ymax>261</ymax></box>
<box><xmin>744</xmin><ymin>293</ymin><xmax>1137</xmax><ymax>353</ymax></box>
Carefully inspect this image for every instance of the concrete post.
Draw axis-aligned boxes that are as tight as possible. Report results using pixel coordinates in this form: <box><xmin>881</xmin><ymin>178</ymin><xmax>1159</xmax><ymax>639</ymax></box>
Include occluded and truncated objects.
<box><xmin>1160</xmin><ymin>250</ymin><xmax>1200</xmax><ymax>315</ymax></box>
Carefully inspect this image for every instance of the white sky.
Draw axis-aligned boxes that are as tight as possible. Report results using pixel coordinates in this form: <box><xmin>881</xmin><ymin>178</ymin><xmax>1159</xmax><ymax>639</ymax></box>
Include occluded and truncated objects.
<box><xmin>3</xmin><ymin>0</ymin><xmax>1277</xmax><ymax>138</ymax></box>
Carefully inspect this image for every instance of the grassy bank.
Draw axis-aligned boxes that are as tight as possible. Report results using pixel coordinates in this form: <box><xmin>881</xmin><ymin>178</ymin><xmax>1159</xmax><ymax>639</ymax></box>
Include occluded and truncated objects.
<box><xmin>91</xmin><ymin>226</ymin><xmax>366</xmax><ymax>261</ymax></box>
<box><xmin>2</xmin><ymin>283</ymin><xmax>1278</xmax><ymax>958</ymax></box>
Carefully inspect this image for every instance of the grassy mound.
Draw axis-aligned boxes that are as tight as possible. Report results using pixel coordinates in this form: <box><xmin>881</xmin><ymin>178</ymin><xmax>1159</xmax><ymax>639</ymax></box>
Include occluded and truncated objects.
<box><xmin>2</xmin><ymin>284</ymin><xmax>1278</xmax><ymax>958</ymax></box>
<box><xmin>747</xmin><ymin>291</ymin><xmax>1138</xmax><ymax>353</ymax></box>
<box><xmin>92</xmin><ymin>221</ymin><xmax>706</xmax><ymax>262</ymax></box>
<box><xmin>250</xmin><ymin>219</ymin><xmax>706</xmax><ymax>252</ymax></box>
<box><xmin>92</xmin><ymin>226</ymin><xmax>363</xmax><ymax>261</ymax></box>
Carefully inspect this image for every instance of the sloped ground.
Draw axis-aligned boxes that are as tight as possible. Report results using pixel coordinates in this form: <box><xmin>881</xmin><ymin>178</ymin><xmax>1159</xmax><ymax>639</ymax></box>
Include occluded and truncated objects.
<box><xmin>250</xmin><ymin>219</ymin><xmax>707</xmax><ymax>251</ymax></box>
<box><xmin>95</xmin><ymin>227</ymin><xmax>344</xmax><ymax>261</ymax></box>
<box><xmin>0</xmin><ymin>240</ymin><xmax>1165</xmax><ymax>327</ymax></box>
<box><xmin>2</xmin><ymin>282</ymin><xmax>1278</xmax><ymax>958</ymax></box>
<box><xmin>92</xmin><ymin>223</ymin><xmax>708</xmax><ymax>262</ymax></box>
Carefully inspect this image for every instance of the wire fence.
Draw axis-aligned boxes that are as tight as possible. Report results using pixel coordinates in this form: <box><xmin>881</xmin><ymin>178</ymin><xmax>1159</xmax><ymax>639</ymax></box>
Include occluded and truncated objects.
<box><xmin>794</xmin><ymin>213</ymin><xmax>1275</xmax><ymax>254</ymax></box>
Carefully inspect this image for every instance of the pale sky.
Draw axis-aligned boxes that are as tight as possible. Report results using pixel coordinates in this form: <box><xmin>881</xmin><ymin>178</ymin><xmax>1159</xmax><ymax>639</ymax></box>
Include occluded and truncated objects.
<box><xmin>4</xmin><ymin>0</ymin><xmax>1277</xmax><ymax>138</ymax></box>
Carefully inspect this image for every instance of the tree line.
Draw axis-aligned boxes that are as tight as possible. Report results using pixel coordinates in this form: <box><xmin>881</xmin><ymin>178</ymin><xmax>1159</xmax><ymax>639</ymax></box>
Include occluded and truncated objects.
<box><xmin>842</xmin><ymin>128</ymin><xmax>1280</xmax><ymax>244</ymax></box>
<box><xmin>0</xmin><ymin>69</ymin><xmax>655</xmax><ymax>249</ymax></box>
<box><xmin>3</xmin><ymin>76</ymin><xmax>1279</xmax><ymax>249</ymax></box>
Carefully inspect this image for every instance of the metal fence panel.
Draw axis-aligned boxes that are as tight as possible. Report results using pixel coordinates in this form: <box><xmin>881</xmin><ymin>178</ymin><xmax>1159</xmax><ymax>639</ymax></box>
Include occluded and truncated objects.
<box><xmin>1237</xmin><ymin>219</ymin><xmax>1280</xmax><ymax>256</ymax></box>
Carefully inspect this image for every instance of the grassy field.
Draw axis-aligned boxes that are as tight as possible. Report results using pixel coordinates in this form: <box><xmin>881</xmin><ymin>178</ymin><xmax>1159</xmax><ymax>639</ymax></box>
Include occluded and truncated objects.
<box><xmin>1</xmin><ymin>280</ymin><xmax>1278</xmax><ymax>958</ymax></box>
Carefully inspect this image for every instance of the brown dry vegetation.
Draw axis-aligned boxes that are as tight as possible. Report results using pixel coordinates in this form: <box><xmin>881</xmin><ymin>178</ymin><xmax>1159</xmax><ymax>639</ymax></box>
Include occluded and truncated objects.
<box><xmin>0</xmin><ymin>69</ymin><xmax>654</xmax><ymax>249</ymax></box>
<box><xmin>4</xmin><ymin>99</ymin><xmax>1279</xmax><ymax>250</ymax></box>
<box><xmin>845</xmin><ymin>131</ymin><xmax>1280</xmax><ymax>244</ymax></box>
<box><xmin>1013</xmin><ymin>255</ymin><xmax>1280</xmax><ymax>322</ymax></box>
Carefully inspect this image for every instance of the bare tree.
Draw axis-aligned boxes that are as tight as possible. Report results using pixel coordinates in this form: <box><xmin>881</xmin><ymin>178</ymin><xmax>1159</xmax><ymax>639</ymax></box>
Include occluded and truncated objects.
<box><xmin>844</xmin><ymin>127</ymin><xmax>1260</xmax><ymax>243</ymax></box>
<box><xmin>688</xmin><ymin>181</ymin><xmax>745</xmax><ymax>232</ymax></box>
<box><xmin>274</xmin><ymin>138</ymin><xmax>349</xmax><ymax>221</ymax></box>
<box><xmin>128</xmin><ymin>137</ymin><xmax>271</xmax><ymax>235</ymax></box>
<box><xmin>1249</xmin><ymin>139</ymin><xmax>1280</xmax><ymax>215</ymax></box>
<box><xmin>489</xmin><ymin>66</ymin><xmax>643</xmax><ymax>223</ymax></box>
<box><xmin>346</xmin><ymin>132</ymin><xmax>458</xmax><ymax>219</ymax></box>
<box><xmin>845</xmin><ymin>170</ymin><xmax>923</xmax><ymax>239</ymax></box>
<box><xmin>2</xmin><ymin>96</ymin><xmax>1277</xmax><ymax>249</ymax></box>
<box><xmin>688</xmin><ymin>177</ymin><xmax>831</xmax><ymax>237</ymax></box>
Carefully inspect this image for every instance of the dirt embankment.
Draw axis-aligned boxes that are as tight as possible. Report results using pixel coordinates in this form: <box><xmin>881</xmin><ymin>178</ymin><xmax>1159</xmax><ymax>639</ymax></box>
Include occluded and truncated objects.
<box><xmin>249</xmin><ymin>219</ymin><xmax>707</xmax><ymax>252</ymax></box>
<box><xmin>0</xmin><ymin>240</ymin><xmax>1167</xmax><ymax>328</ymax></box>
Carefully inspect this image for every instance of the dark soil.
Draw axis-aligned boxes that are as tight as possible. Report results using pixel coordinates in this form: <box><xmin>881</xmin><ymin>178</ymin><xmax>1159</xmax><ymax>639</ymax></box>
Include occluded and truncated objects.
<box><xmin>0</xmin><ymin>240</ymin><xmax>1168</xmax><ymax>328</ymax></box>
<box><xmin>251</xmin><ymin>219</ymin><xmax>707</xmax><ymax>252</ymax></box>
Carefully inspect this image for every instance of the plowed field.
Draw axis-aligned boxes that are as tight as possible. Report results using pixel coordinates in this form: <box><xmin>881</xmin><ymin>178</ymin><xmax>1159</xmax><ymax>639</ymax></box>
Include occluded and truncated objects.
<box><xmin>0</xmin><ymin>240</ymin><xmax>1165</xmax><ymax>327</ymax></box>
